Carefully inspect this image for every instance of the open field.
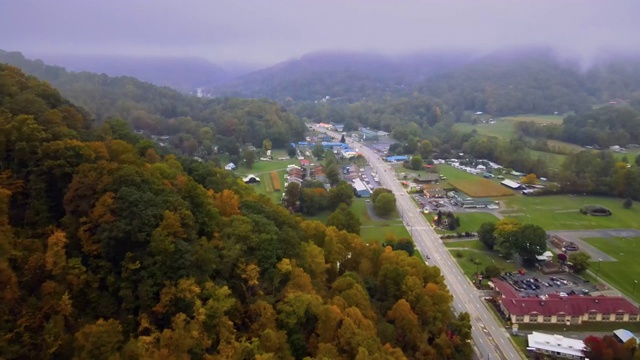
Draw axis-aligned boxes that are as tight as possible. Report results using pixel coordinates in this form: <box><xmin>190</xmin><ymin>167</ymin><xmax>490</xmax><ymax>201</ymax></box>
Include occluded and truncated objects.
<box><xmin>502</xmin><ymin>114</ymin><xmax>564</xmax><ymax>124</ymax></box>
<box><xmin>546</xmin><ymin>139</ymin><xmax>586</xmax><ymax>154</ymax></box>
<box><xmin>235</xmin><ymin>158</ymin><xmax>299</xmax><ymax>175</ymax></box>
<box><xmin>583</xmin><ymin>237</ymin><xmax>640</xmax><ymax>303</ymax></box>
<box><xmin>305</xmin><ymin>198</ymin><xmax>408</xmax><ymax>243</ymax></box>
<box><xmin>454</xmin><ymin>212</ymin><xmax>501</xmax><ymax>233</ymax></box>
<box><xmin>449</xmin><ymin>179</ymin><xmax>514</xmax><ymax>197</ymax></box>
<box><xmin>360</xmin><ymin>225</ymin><xmax>410</xmax><ymax>243</ymax></box>
<box><xmin>436</xmin><ymin>164</ymin><xmax>480</xmax><ymax>181</ymax></box>
<box><xmin>454</xmin><ymin>122</ymin><xmax>514</xmax><ymax>139</ymax></box>
<box><xmin>454</xmin><ymin>115</ymin><xmax>564</xmax><ymax>141</ymax></box>
<box><xmin>499</xmin><ymin>195</ymin><xmax>640</xmax><ymax>230</ymax></box>
<box><xmin>446</xmin><ymin>247</ymin><xmax>519</xmax><ymax>281</ymax></box>
<box><xmin>527</xmin><ymin>149</ymin><xmax>567</xmax><ymax>172</ymax></box>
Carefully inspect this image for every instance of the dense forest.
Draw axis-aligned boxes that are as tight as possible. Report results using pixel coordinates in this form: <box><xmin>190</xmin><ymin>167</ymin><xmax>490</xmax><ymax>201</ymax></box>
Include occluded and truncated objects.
<box><xmin>0</xmin><ymin>64</ymin><xmax>472</xmax><ymax>358</ymax></box>
<box><xmin>212</xmin><ymin>51</ymin><xmax>470</xmax><ymax>102</ymax></box>
<box><xmin>515</xmin><ymin>106</ymin><xmax>640</xmax><ymax>148</ymax></box>
<box><xmin>0</xmin><ymin>50</ymin><xmax>306</xmax><ymax>154</ymax></box>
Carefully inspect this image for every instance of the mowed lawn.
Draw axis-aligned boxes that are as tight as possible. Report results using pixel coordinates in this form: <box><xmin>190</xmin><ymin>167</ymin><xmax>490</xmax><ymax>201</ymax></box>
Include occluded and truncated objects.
<box><xmin>307</xmin><ymin>198</ymin><xmax>409</xmax><ymax>243</ymax></box>
<box><xmin>455</xmin><ymin>212</ymin><xmax>501</xmax><ymax>233</ymax></box>
<box><xmin>436</xmin><ymin>164</ymin><xmax>480</xmax><ymax>181</ymax></box>
<box><xmin>445</xmin><ymin>240</ymin><xmax>519</xmax><ymax>280</ymax></box>
<box><xmin>583</xmin><ymin>237</ymin><xmax>640</xmax><ymax>303</ymax></box>
<box><xmin>454</xmin><ymin>114</ymin><xmax>564</xmax><ymax>140</ymax></box>
<box><xmin>499</xmin><ymin>195</ymin><xmax>640</xmax><ymax>230</ymax></box>
<box><xmin>449</xmin><ymin>179</ymin><xmax>514</xmax><ymax>197</ymax></box>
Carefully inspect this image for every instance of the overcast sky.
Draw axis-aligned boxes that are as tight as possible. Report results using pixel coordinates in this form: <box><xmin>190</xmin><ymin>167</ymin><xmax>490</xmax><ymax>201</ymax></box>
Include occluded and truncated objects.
<box><xmin>1</xmin><ymin>0</ymin><xmax>639</xmax><ymax>66</ymax></box>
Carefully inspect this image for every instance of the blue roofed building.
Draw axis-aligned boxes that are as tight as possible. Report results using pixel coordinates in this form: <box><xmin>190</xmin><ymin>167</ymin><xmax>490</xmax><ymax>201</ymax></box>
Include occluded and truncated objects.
<box><xmin>386</xmin><ymin>155</ymin><xmax>409</xmax><ymax>162</ymax></box>
<box><xmin>322</xmin><ymin>142</ymin><xmax>349</xmax><ymax>149</ymax></box>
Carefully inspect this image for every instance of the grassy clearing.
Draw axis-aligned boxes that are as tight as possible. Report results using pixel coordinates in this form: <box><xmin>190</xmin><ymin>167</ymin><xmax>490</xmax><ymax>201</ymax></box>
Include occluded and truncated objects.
<box><xmin>502</xmin><ymin>114</ymin><xmax>564</xmax><ymax>124</ymax></box>
<box><xmin>360</xmin><ymin>225</ymin><xmax>410</xmax><ymax>243</ymax></box>
<box><xmin>583</xmin><ymin>237</ymin><xmax>640</xmax><ymax>303</ymax></box>
<box><xmin>444</xmin><ymin>240</ymin><xmax>486</xmax><ymax>250</ymax></box>
<box><xmin>527</xmin><ymin>149</ymin><xmax>567</xmax><ymax>172</ymax></box>
<box><xmin>546</xmin><ymin>139</ymin><xmax>586</xmax><ymax>154</ymax></box>
<box><xmin>499</xmin><ymin>195</ymin><xmax>640</xmax><ymax>230</ymax></box>
<box><xmin>455</xmin><ymin>212</ymin><xmax>501</xmax><ymax>233</ymax></box>
<box><xmin>447</xmin><ymin>247</ymin><xmax>519</xmax><ymax>280</ymax></box>
<box><xmin>436</xmin><ymin>164</ymin><xmax>480</xmax><ymax>181</ymax></box>
<box><xmin>454</xmin><ymin>122</ymin><xmax>514</xmax><ymax>139</ymax></box>
<box><xmin>449</xmin><ymin>179</ymin><xmax>514</xmax><ymax>197</ymax></box>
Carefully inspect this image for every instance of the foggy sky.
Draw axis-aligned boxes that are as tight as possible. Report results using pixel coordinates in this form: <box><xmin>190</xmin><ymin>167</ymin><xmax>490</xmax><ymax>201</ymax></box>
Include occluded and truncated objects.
<box><xmin>2</xmin><ymin>0</ymin><xmax>639</xmax><ymax>66</ymax></box>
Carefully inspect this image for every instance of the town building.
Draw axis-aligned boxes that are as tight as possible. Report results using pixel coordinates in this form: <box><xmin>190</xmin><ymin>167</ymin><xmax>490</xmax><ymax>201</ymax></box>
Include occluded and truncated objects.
<box><xmin>527</xmin><ymin>332</ymin><xmax>585</xmax><ymax>359</ymax></box>
<box><xmin>493</xmin><ymin>280</ymin><xmax>640</xmax><ymax>325</ymax></box>
<box><xmin>224</xmin><ymin>162</ymin><xmax>236</xmax><ymax>171</ymax></box>
<box><xmin>352</xmin><ymin>178</ymin><xmax>371</xmax><ymax>197</ymax></box>
<box><xmin>613</xmin><ymin>329</ymin><xmax>639</xmax><ymax>344</ymax></box>
<box><xmin>360</xmin><ymin>129</ymin><xmax>379</xmax><ymax>141</ymax></box>
<box><xmin>501</xmin><ymin>179</ymin><xmax>523</xmax><ymax>190</ymax></box>
<box><xmin>386</xmin><ymin>155</ymin><xmax>409</xmax><ymax>162</ymax></box>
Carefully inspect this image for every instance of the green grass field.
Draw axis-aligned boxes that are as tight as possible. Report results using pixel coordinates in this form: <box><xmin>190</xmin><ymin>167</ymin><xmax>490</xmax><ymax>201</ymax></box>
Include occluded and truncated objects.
<box><xmin>446</xmin><ymin>246</ymin><xmax>519</xmax><ymax>281</ymax></box>
<box><xmin>499</xmin><ymin>195</ymin><xmax>640</xmax><ymax>230</ymax></box>
<box><xmin>454</xmin><ymin>115</ymin><xmax>564</xmax><ymax>141</ymax></box>
<box><xmin>436</xmin><ymin>164</ymin><xmax>480</xmax><ymax>181</ymax></box>
<box><xmin>307</xmin><ymin>198</ymin><xmax>408</xmax><ymax>243</ymax></box>
<box><xmin>583</xmin><ymin>237</ymin><xmax>640</xmax><ymax>303</ymax></box>
<box><xmin>455</xmin><ymin>212</ymin><xmax>501</xmax><ymax>233</ymax></box>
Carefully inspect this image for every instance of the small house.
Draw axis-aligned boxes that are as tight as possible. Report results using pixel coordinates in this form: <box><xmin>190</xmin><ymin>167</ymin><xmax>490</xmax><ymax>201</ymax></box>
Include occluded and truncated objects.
<box><xmin>224</xmin><ymin>162</ymin><xmax>236</xmax><ymax>171</ymax></box>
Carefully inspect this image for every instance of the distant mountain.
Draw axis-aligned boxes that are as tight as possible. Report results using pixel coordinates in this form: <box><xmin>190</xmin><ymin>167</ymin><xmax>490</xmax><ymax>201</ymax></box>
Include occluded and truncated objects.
<box><xmin>419</xmin><ymin>47</ymin><xmax>594</xmax><ymax>117</ymax></box>
<box><xmin>209</xmin><ymin>50</ymin><xmax>473</xmax><ymax>101</ymax></box>
<box><xmin>28</xmin><ymin>54</ymin><xmax>233</xmax><ymax>93</ymax></box>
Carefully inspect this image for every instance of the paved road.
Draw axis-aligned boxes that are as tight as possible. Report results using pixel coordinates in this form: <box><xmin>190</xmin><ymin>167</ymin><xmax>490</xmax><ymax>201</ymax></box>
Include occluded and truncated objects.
<box><xmin>342</xmin><ymin>135</ymin><xmax>523</xmax><ymax>360</ymax></box>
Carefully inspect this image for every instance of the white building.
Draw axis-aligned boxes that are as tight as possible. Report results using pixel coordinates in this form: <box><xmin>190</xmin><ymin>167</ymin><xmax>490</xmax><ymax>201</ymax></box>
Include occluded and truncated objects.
<box><xmin>527</xmin><ymin>332</ymin><xmax>585</xmax><ymax>359</ymax></box>
<box><xmin>224</xmin><ymin>162</ymin><xmax>236</xmax><ymax>171</ymax></box>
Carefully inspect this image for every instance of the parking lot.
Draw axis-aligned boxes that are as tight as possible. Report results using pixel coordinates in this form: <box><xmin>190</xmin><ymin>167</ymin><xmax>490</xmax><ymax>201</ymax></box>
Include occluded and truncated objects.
<box><xmin>499</xmin><ymin>271</ymin><xmax>598</xmax><ymax>298</ymax></box>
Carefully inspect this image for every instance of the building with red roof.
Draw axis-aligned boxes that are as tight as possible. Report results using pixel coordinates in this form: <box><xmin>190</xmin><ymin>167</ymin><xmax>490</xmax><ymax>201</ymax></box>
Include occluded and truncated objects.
<box><xmin>492</xmin><ymin>279</ymin><xmax>640</xmax><ymax>325</ymax></box>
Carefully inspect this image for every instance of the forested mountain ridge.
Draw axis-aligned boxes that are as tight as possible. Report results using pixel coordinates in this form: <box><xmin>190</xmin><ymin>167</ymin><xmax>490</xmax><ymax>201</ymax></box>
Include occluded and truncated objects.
<box><xmin>209</xmin><ymin>47</ymin><xmax>640</xmax><ymax>119</ymax></box>
<box><xmin>0</xmin><ymin>64</ymin><xmax>472</xmax><ymax>358</ymax></box>
<box><xmin>210</xmin><ymin>50</ymin><xmax>472</xmax><ymax>102</ymax></box>
<box><xmin>32</xmin><ymin>54</ymin><xmax>233</xmax><ymax>93</ymax></box>
<box><xmin>420</xmin><ymin>48</ymin><xmax>594</xmax><ymax>117</ymax></box>
<box><xmin>0</xmin><ymin>50</ymin><xmax>307</xmax><ymax>160</ymax></box>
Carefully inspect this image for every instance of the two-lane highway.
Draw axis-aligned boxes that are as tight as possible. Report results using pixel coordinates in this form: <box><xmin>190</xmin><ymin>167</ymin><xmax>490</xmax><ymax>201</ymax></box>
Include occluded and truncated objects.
<box><xmin>337</xmin><ymin>134</ymin><xmax>523</xmax><ymax>360</ymax></box>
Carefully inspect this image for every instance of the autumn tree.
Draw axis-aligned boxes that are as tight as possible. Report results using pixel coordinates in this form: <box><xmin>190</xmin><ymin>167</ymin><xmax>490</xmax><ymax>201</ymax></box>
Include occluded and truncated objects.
<box><xmin>284</xmin><ymin>182</ymin><xmax>301</xmax><ymax>210</ymax></box>
<box><xmin>520</xmin><ymin>173</ymin><xmax>539</xmax><ymax>185</ymax></box>
<box><xmin>326</xmin><ymin>203</ymin><xmax>361</xmax><ymax>235</ymax></box>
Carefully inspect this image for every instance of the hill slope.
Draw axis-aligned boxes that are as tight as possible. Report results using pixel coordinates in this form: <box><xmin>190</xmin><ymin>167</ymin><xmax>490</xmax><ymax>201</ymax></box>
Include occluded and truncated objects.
<box><xmin>0</xmin><ymin>64</ymin><xmax>472</xmax><ymax>359</ymax></box>
<box><xmin>34</xmin><ymin>54</ymin><xmax>233</xmax><ymax>93</ymax></box>
<box><xmin>211</xmin><ymin>50</ymin><xmax>472</xmax><ymax>101</ymax></box>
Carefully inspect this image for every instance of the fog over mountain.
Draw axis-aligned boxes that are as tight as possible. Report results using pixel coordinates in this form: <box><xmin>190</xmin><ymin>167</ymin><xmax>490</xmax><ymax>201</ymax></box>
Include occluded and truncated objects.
<box><xmin>2</xmin><ymin>0</ymin><xmax>638</xmax><ymax>67</ymax></box>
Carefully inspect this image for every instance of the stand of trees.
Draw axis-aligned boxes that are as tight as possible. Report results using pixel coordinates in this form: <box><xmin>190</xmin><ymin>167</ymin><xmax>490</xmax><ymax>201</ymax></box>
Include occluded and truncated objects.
<box><xmin>477</xmin><ymin>219</ymin><xmax>547</xmax><ymax>265</ymax></box>
<box><xmin>0</xmin><ymin>64</ymin><xmax>472</xmax><ymax>359</ymax></box>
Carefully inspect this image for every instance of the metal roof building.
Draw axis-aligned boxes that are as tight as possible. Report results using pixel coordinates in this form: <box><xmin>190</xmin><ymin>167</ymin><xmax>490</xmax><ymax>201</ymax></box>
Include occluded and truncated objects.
<box><xmin>527</xmin><ymin>332</ymin><xmax>585</xmax><ymax>359</ymax></box>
